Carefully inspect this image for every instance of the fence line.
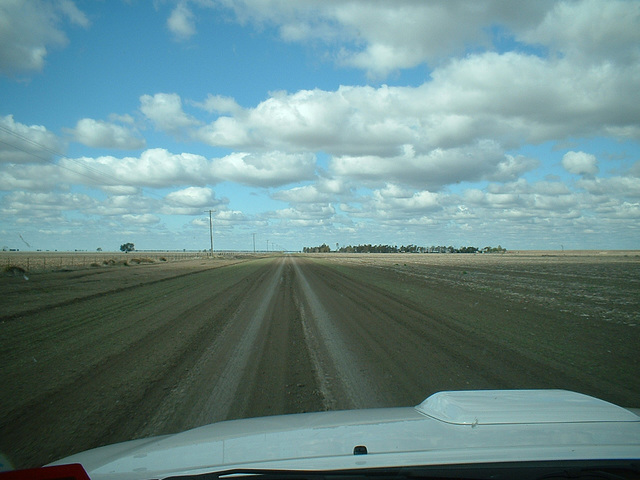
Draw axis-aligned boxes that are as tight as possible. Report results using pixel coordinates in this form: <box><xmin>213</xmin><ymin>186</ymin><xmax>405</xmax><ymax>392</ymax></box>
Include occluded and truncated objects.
<box><xmin>1</xmin><ymin>251</ymin><xmax>214</xmax><ymax>273</ymax></box>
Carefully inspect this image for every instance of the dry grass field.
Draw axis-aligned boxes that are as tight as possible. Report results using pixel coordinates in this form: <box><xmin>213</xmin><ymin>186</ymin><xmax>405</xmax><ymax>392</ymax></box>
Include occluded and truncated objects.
<box><xmin>0</xmin><ymin>251</ymin><xmax>213</xmax><ymax>273</ymax></box>
<box><xmin>0</xmin><ymin>251</ymin><xmax>638</xmax><ymax>469</ymax></box>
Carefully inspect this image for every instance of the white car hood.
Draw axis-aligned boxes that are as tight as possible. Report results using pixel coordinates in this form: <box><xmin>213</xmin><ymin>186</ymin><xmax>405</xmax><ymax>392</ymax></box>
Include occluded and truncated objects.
<box><xmin>50</xmin><ymin>390</ymin><xmax>640</xmax><ymax>480</ymax></box>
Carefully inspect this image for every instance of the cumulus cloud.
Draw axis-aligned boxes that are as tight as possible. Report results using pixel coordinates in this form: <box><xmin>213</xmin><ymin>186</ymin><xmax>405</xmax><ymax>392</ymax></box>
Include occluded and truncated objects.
<box><xmin>165</xmin><ymin>186</ymin><xmax>215</xmax><ymax>207</ymax></box>
<box><xmin>272</xmin><ymin>178</ymin><xmax>350</xmax><ymax>204</ymax></box>
<box><xmin>215</xmin><ymin>0</ymin><xmax>640</xmax><ymax>78</ymax></box>
<box><xmin>0</xmin><ymin>0</ymin><xmax>89</xmax><ymax>75</ymax></box>
<box><xmin>486</xmin><ymin>155</ymin><xmax>540</xmax><ymax>182</ymax></box>
<box><xmin>577</xmin><ymin>177</ymin><xmax>640</xmax><ymax>198</ymax></box>
<box><xmin>217</xmin><ymin>0</ymin><xmax>553</xmax><ymax>77</ymax></box>
<box><xmin>3</xmin><ymin>1</ymin><xmax>639</xmax><ymax>249</ymax></box>
<box><xmin>192</xmin><ymin>48</ymin><xmax>639</xmax><ymax>157</ymax></box>
<box><xmin>167</xmin><ymin>2</ymin><xmax>196</xmax><ymax>41</ymax></box>
<box><xmin>193</xmin><ymin>94</ymin><xmax>244</xmax><ymax>115</ymax></box>
<box><xmin>519</xmin><ymin>0</ymin><xmax>640</xmax><ymax>65</ymax></box>
<box><xmin>60</xmin><ymin>149</ymin><xmax>211</xmax><ymax>188</ymax></box>
<box><xmin>0</xmin><ymin>163</ymin><xmax>64</xmax><ymax>191</ymax></box>
<box><xmin>0</xmin><ymin>115</ymin><xmax>63</xmax><ymax>164</ymax></box>
<box><xmin>212</xmin><ymin>209</ymin><xmax>249</xmax><ymax>226</ymax></box>
<box><xmin>121</xmin><ymin>213</ymin><xmax>160</xmax><ymax>225</ymax></box>
<box><xmin>90</xmin><ymin>194</ymin><xmax>158</xmax><ymax>217</ymax></box>
<box><xmin>1</xmin><ymin>145</ymin><xmax>318</xmax><ymax>194</ymax></box>
<box><xmin>269</xmin><ymin>203</ymin><xmax>336</xmax><ymax>227</ymax></box>
<box><xmin>562</xmin><ymin>151</ymin><xmax>599</xmax><ymax>176</ymax></box>
<box><xmin>140</xmin><ymin>93</ymin><xmax>200</xmax><ymax>134</ymax></box>
<box><xmin>373</xmin><ymin>185</ymin><xmax>441</xmax><ymax>213</ymax></box>
<box><xmin>459</xmin><ymin>178</ymin><xmax>613</xmax><ymax>226</ymax></box>
<box><xmin>330</xmin><ymin>142</ymin><xmax>521</xmax><ymax>190</ymax></box>
<box><xmin>1</xmin><ymin>190</ymin><xmax>96</xmax><ymax>217</ymax></box>
<box><xmin>101</xmin><ymin>185</ymin><xmax>140</xmax><ymax>196</ymax></box>
<box><xmin>69</xmin><ymin>118</ymin><xmax>146</xmax><ymax>150</ymax></box>
<box><xmin>211</xmin><ymin>151</ymin><xmax>316</xmax><ymax>187</ymax></box>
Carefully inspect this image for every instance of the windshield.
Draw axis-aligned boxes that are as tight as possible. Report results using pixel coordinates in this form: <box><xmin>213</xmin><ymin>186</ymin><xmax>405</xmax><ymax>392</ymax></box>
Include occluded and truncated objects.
<box><xmin>0</xmin><ymin>0</ymin><xmax>639</xmax><ymax>475</ymax></box>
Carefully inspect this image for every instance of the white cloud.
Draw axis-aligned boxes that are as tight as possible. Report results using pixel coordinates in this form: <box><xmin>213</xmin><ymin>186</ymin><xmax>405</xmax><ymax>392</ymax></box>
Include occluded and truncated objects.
<box><xmin>425</xmin><ymin>52</ymin><xmax>640</xmax><ymax>144</ymax></box>
<box><xmin>330</xmin><ymin>141</ymin><xmax>518</xmax><ymax>190</ymax></box>
<box><xmin>211</xmin><ymin>151</ymin><xmax>316</xmax><ymax>187</ymax></box>
<box><xmin>487</xmin><ymin>155</ymin><xmax>540</xmax><ymax>182</ymax></box>
<box><xmin>108</xmin><ymin>113</ymin><xmax>136</xmax><ymax>125</ymax></box>
<box><xmin>165</xmin><ymin>186</ymin><xmax>215</xmax><ymax>207</ymax></box>
<box><xmin>195</xmin><ymin>85</ymin><xmax>425</xmax><ymax>155</ymax></box>
<box><xmin>69</xmin><ymin>118</ymin><xmax>146</xmax><ymax>150</ymax></box>
<box><xmin>140</xmin><ymin>93</ymin><xmax>200</xmax><ymax>133</ymax></box>
<box><xmin>193</xmin><ymin>94</ymin><xmax>243</xmax><ymax>115</ymax></box>
<box><xmin>272</xmin><ymin>184</ymin><xmax>330</xmax><ymax>204</ymax></box>
<box><xmin>562</xmin><ymin>151</ymin><xmax>599</xmax><ymax>176</ymax></box>
<box><xmin>332</xmin><ymin>1</ymin><xmax>492</xmax><ymax>78</ymax></box>
<box><xmin>0</xmin><ymin>163</ymin><xmax>63</xmax><ymax>191</ymax></box>
<box><xmin>519</xmin><ymin>0</ymin><xmax>640</xmax><ymax>65</ymax></box>
<box><xmin>0</xmin><ymin>115</ymin><xmax>63</xmax><ymax>164</ymax></box>
<box><xmin>60</xmin><ymin>149</ymin><xmax>211</xmax><ymax>188</ymax></box>
<box><xmin>270</xmin><ymin>203</ymin><xmax>336</xmax><ymax>226</ymax></box>
<box><xmin>57</xmin><ymin>0</ymin><xmax>90</xmax><ymax>28</ymax></box>
<box><xmin>1</xmin><ymin>145</ymin><xmax>317</xmax><ymax>193</ymax></box>
<box><xmin>216</xmin><ymin>0</ymin><xmax>640</xmax><ymax>79</ymax></box>
<box><xmin>91</xmin><ymin>194</ymin><xmax>157</xmax><ymax>217</ymax></box>
<box><xmin>217</xmin><ymin>0</ymin><xmax>553</xmax><ymax>77</ymax></box>
<box><xmin>577</xmin><ymin>177</ymin><xmax>640</xmax><ymax>198</ymax></box>
<box><xmin>213</xmin><ymin>209</ymin><xmax>248</xmax><ymax>226</ymax></box>
<box><xmin>3</xmin><ymin>1</ymin><xmax>639</xmax><ymax>250</ymax></box>
<box><xmin>101</xmin><ymin>185</ymin><xmax>140</xmax><ymax>196</ymax></box>
<box><xmin>373</xmin><ymin>186</ymin><xmax>441</xmax><ymax>213</ymax></box>
<box><xmin>196</xmin><ymin>117</ymin><xmax>252</xmax><ymax>147</ymax></box>
<box><xmin>192</xmin><ymin>48</ymin><xmax>639</xmax><ymax>160</ymax></box>
<box><xmin>0</xmin><ymin>0</ymin><xmax>89</xmax><ymax>75</ymax></box>
<box><xmin>121</xmin><ymin>213</ymin><xmax>160</xmax><ymax>225</ymax></box>
<box><xmin>1</xmin><ymin>190</ymin><xmax>96</xmax><ymax>217</ymax></box>
<box><xmin>272</xmin><ymin>178</ymin><xmax>350</xmax><ymax>204</ymax></box>
<box><xmin>167</xmin><ymin>2</ymin><xmax>196</xmax><ymax>41</ymax></box>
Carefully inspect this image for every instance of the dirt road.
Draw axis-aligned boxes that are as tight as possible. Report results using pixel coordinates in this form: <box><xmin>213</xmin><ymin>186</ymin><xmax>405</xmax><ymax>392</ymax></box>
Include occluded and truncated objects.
<box><xmin>1</xmin><ymin>254</ymin><xmax>638</xmax><ymax>468</ymax></box>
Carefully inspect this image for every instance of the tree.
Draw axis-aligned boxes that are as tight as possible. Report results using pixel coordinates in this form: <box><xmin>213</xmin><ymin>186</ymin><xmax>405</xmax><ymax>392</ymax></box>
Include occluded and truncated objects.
<box><xmin>120</xmin><ymin>242</ymin><xmax>135</xmax><ymax>253</ymax></box>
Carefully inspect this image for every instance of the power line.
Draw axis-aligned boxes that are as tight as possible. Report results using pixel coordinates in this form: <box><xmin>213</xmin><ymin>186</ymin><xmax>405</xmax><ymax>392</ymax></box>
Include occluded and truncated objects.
<box><xmin>205</xmin><ymin>210</ymin><xmax>215</xmax><ymax>256</ymax></box>
<box><xmin>0</xmin><ymin>124</ymin><xmax>137</xmax><ymax>188</ymax></box>
<box><xmin>0</xmin><ymin>123</ymin><xmax>210</xmax><ymax>208</ymax></box>
<box><xmin>2</xmin><ymin>123</ymin><xmax>236</xmax><ymax>252</ymax></box>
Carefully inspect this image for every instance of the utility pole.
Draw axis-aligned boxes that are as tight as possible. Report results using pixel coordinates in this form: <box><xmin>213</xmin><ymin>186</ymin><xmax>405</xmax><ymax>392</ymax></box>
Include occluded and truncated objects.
<box><xmin>205</xmin><ymin>210</ymin><xmax>215</xmax><ymax>256</ymax></box>
<box><xmin>252</xmin><ymin>233</ymin><xmax>256</xmax><ymax>253</ymax></box>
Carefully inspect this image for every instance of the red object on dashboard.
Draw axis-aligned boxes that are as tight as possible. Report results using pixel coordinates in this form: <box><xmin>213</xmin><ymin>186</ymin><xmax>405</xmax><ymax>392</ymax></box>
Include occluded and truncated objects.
<box><xmin>0</xmin><ymin>464</ymin><xmax>91</xmax><ymax>480</ymax></box>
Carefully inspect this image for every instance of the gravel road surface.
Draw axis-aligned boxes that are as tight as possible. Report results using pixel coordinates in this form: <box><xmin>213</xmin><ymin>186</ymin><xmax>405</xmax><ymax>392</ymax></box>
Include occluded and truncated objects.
<box><xmin>1</xmin><ymin>254</ymin><xmax>638</xmax><ymax>468</ymax></box>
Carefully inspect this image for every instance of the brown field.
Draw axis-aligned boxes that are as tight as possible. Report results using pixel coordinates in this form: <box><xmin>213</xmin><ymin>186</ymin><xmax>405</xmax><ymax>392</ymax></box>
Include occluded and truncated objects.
<box><xmin>0</xmin><ymin>252</ymin><xmax>638</xmax><ymax>469</ymax></box>
<box><xmin>0</xmin><ymin>251</ymin><xmax>218</xmax><ymax>273</ymax></box>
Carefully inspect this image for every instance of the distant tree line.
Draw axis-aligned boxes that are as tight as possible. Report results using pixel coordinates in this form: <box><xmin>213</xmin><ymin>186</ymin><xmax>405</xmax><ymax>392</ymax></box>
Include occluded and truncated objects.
<box><xmin>303</xmin><ymin>244</ymin><xmax>507</xmax><ymax>254</ymax></box>
<box><xmin>303</xmin><ymin>243</ymin><xmax>332</xmax><ymax>253</ymax></box>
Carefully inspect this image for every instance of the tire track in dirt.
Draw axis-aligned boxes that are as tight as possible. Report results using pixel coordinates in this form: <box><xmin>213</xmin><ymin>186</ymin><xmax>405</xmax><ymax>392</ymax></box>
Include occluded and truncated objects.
<box><xmin>292</xmin><ymin>257</ymin><xmax>637</xmax><ymax>407</ymax></box>
<box><xmin>0</xmin><ymin>259</ymin><xmax>279</xmax><ymax>468</ymax></box>
<box><xmin>2</xmin><ymin>255</ymin><xmax>636</xmax><ymax>470</ymax></box>
<box><xmin>228</xmin><ymin>258</ymin><xmax>325</xmax><ymax>419</ymax></box>
<box><xmin>0</xmin><ymin>260</ymin><xmax>247</xmax><ymax>322</ymax></box>
<box><xmin>140</xmin><ymin>256</ymin><xmax>290</xmax><ymax>432</ymax></box>
<box><xmin>292</xmin><ymin>258</ymin><xmax>393</xmax><ymax>410</ymax></box>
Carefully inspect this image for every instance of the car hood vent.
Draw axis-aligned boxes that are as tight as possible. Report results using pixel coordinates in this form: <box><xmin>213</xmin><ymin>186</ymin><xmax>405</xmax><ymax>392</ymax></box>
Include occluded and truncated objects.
<box><xmin>415</xmin><ymin>390</ymin><xmax>639</xmax><ymax>425</ymax></box>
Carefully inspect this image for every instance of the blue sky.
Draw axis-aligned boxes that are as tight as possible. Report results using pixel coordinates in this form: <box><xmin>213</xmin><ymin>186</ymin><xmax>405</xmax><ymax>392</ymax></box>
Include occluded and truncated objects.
<box><xmin>1</xmin><ymin>0</ymin><xmax>639</xmax><ymax>252</ymax></box>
